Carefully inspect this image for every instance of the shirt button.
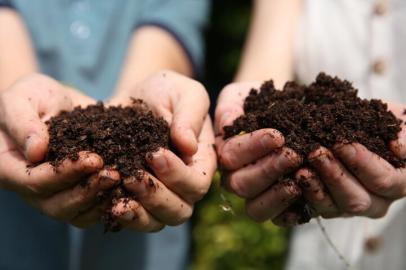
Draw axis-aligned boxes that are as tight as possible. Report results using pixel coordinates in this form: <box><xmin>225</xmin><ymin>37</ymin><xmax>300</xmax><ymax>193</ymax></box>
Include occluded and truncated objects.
<box><xmin>364</xmin><ymin>235</ymin><xmax>383</xmax><ymax>254</ymax></box>
<box><xmin>372</xmin><ymin>59</ymin><xmax>387</xmax><ymax>75</ymax></box>
<box><xmin>70</xmin><ymin>20</ymin><xmax>91</xmax><ymax>40</ymax></box>
<box><xmin>374</xmin><ymin>1</ymin><xmax>387</xmax><ymax>16</ymax></box>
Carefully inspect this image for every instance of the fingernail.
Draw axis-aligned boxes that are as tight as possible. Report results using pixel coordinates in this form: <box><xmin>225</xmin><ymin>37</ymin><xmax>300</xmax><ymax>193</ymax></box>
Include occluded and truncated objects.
<box><xmin>186</xmin><ymin>128</ymin><xmax>197</xmax><ymax>146</ymax></box>
<box><xmin>219</xmin><ymin>112</ymin><xmax>231</xmax><ymax>130</ymax></box>
<box><xmin>150</xmin><ymin>151</ymin><xmax>168</xmax><ymax>173</ymax></box>
<box><xmin>278</xmin><ymin>149</ymin><xmax>300</xmax><ymax>169</ymax></box>
<box><xmin>336</xmin><ymin>144</ymin><xmax>356</xmax><ymax>159</ymax></box>
<box><xmin>123</xmin><ymin>176</ymin><xmax>146</xmax><ymax>196</ymax></box>
<box><xmin>312</xmin><ymin>153</ymin><xmax>331</xmax><ymax>167</ymax></box>
<box><xmin>99</xmin><ymin>176</ymin><xmax>116</xmax><ymax>190</ymax></box>
<box><xmin>25</xmin><ymin>134</ymin><xmax>39</xmax><ymax>157</ymax></box>
<box><xmin>260</xmin><ymin>133</ymin><xmax>272</xmax><ymax>148</ymax></box>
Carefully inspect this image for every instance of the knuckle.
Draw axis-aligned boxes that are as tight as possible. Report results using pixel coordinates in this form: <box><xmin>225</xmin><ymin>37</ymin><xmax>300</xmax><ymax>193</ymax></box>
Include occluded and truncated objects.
<box><xmin>370</xmin><ymin>176</ymin><xmax>394</xmax><ymax>194</ymax></box>
<box><xmin>147</xmin><ymin>198</ymin><xmax>164</xmax><ymax>210</ymax></box>
<box><xmin>369</xmin><ymin>206</ymin><xmax>389</xmax><ymax>219</ymax></box>
<box><xmin>245</xmin><ymin>202</ymin><xmax>265</xmax><ymax>223</ymax></box>
<box><xmin>191</xmin><ymin>184</ymin><xmax>209</xmax><ymax>202</ymax></box>
<box><xmin>219</xmin><ymin>151</ymin><xmax>237</xmax><ymax>169</ymax></box>
<box><xmin>261</xmin><ymin>158</ymin><xmax>280</xmax><ymax>178</ymax></box>
<box><xmin>171</xmin><ymin>206</ymin><xmax>193</xmax><ymax>226</ymax></box>
<box><xmin>344</xmin><ymin>199</ymin><xmax>371</xmax><ymax>215</ymax></box>
<box><xmin>229</xmin><ymin>176</ymin><xmax>249</xmax><ymax>198</ymax></box>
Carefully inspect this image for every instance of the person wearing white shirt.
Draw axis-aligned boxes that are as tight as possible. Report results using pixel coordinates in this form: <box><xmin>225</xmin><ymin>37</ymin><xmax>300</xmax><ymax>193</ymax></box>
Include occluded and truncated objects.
<box><xmin>214</xmin><ymin>0</ymin><xmax>406</xmax><ymax>269</ymax></box>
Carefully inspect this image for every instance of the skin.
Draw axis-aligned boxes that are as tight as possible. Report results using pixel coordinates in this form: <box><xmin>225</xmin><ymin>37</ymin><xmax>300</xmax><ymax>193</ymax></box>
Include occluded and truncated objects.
<box><xmin>216</xmin><ymin>0</ymin><xmax>406</xmax><ymax>225</ymax></box>
<box><xmin>0</xmin><ymin>8</ymin><xmax>216</xmax><ymax>231</ymax></box>
<box><xmin>215</xmin><ymin>0</ymin><xmax>406</xmax><ymax>224</ymax></box>
<box><xmin>216</xmin><ymin>81</ymin><xmax>406</xmax><ymax>225</ymax></box>
<box><xmin>104</xmin><ymin>71</ymin><xmax>216</xmax><ymax>231</ymax></box>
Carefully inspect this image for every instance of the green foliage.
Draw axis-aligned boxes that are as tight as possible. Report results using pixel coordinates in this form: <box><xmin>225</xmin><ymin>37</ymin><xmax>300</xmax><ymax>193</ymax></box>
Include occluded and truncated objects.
<box><xmin>191</xmin><ymin>2</ymin><xmax>291</xmax><ymax>269</ymax></box>
<box><xmin>190</xmin><ymin>173</ymin><xmax>290</xmax><ymax>270</ymax></box>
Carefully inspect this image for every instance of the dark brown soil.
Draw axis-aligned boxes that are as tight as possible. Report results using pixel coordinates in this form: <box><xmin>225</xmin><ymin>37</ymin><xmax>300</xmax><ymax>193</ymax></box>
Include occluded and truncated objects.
<box><xmin>223</xmin><ymin>73</ymin><xmax>404</xmax><ymax>223</ymax></box>
<box><xmin>45</xmin><ymin>99</ymin><xmax>169</xmax><ymax>231</ymax></box>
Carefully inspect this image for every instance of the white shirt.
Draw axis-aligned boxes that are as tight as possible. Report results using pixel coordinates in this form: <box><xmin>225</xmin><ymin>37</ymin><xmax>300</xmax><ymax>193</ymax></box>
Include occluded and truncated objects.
<box><xmin>287</xmin><ymin>0</ymin><xmax>406</xmax><ymax>269</ymax></box>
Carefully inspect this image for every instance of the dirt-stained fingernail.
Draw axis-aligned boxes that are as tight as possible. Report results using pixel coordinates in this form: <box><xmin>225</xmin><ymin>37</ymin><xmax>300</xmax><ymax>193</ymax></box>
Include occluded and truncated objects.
<box><xmin>335</xmin><ymin>143</ymin><xmax>356</xmax><ymax>159</ymax></box>
<box><xmin>99</xmin><ymin>176</ymin><xmax>117</xmax><ymax>190</ymax></box>
<box><xmin>149</xmin><ymin>151</ymin><xmax>168</xmax><ymax>173</ymax></box>
<box><xmin>260</xmin><ymin>133</ymin><xmax>273</xmax><ymax>148</ymax></box>
<box><xmin>278</xmin><ymin>149</ymin><xmax>300</xmax><ymax>169</ymax></box>
<box><xmin>25</xmin><ymin>134</ymin><xmax>39</xmax><ymax>156</ymax></box>
<box><xmin>309</xmin><ymin>151</ymin><xmax>332</xmax><ymax>167</ymax></box>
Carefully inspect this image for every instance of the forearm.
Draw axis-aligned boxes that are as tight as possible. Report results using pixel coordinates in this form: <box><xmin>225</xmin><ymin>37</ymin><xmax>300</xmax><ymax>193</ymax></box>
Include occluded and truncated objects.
<box><xmin>0</xmin><ymin>8</ymin><xmax>38</xmax><ymax>90</ymax></box>
<box><xmin>235</xmin><ymin>0</ymin><xmax>302</xmax><ymax>88</ymax></box>
<box><xmin>113</xmin><ymin>26</ymin><xmax>192</xmax><ymax>98</ymax></box>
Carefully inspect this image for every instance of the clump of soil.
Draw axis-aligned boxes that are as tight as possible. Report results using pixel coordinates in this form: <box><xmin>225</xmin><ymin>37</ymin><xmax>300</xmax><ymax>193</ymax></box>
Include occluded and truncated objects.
<box><xmin>223</xmin><ymin>73</ymin><xmax>404</xmax><ymax>223</ymax></box>
<box><xmin>45</xmin><ymin>99</ymin><xmax>169</xmax><ymax>231</ymax></box>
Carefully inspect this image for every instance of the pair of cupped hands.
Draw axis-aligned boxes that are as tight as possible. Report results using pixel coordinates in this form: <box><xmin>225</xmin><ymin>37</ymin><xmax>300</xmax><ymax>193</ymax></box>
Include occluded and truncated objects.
<box><xmin>1</xmin><ymin>72</ymin><xmax>406</xmax><ymax>232</ymax></box>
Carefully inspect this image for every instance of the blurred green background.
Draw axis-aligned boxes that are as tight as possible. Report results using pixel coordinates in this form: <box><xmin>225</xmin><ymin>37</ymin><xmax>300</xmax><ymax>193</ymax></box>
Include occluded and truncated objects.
<box><xmin>190</xmin><ymin>1</ymin><xmax>291</xmax><ymax>270</ymax></box>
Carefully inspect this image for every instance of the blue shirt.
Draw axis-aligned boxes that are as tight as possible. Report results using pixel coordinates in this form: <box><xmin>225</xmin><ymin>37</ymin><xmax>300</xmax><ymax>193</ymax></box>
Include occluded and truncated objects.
<box><xmin>0</xmin><ymin>1</ymin><xmax>209</xmax><ymax>270</ymax></box>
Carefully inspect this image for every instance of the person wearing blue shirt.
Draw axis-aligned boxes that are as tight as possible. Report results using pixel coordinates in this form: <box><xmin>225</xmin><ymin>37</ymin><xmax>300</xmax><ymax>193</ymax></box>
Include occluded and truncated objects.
<box><xmin>0</xmin><ymin>1</ymin><xmax>216</xmax><ymax>270</ymax></box>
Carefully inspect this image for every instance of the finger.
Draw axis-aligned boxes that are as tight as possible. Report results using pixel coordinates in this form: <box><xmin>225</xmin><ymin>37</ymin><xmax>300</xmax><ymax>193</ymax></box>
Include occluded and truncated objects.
<box><xmin>37</xmin><ymin>169</ymin><xmax>119</xmax><ymax>221</ymax></box>
<box><xmin>226</xmin><ymin>147</ymin><xmax>301</xmax><ymax>199</ymax></box>
<box><xmin>295</xmin><ymin>168</ymin><xmax>340</xmax><ymax>218</ymax></box>
<box><xmin>272</xmin><ymin>211</ymin><xmax>302</xmax><ymax>227</ymax></box>
<box><xmin>0</xmin><ymin>75</ymin><xmax>78</xmax><ymax>162</ymax></box>
<box><xmin>70</xmin><ymin>198</ymin><xmax>111</xmax><ymax>229</ymax></box>
<box><xmin>0</xmin><ymin>150</ymin><xmax>103</xmax><ymax>195</ymax></box>
<box><xmin>334</xmin><ymin>143</ymin><xmax>406</xmax><ymax>199</ymax></box>
<box><xmin>214</xmin><ymin>82</ymin><xmax>261</xmax><ymax>135</ymax></box>
<box><xmin>170</xmin><ymin>84</ymin><xmax>210</xmax><ymax>156</ymax></box>
<box><xmin>0</xmin><ymin>91</ymin><xmax>49</xmax><ymax>163</ymax></box>
<box><xmin>123</xmin><ymin>172</ymin><xmax>193</xmax><ymax>226</ymax></box>
<box><xmin>309</xmin><ymin>147</ymin><xmax>390</xmax><ymax>218</ymax></box>
<box><xmin>111</xmin><ymin>198</ymin><xmax>165</xmax><ymax>232</ymax></box>
<box><xmin>245</xmin><ymin>180</ymin><xmax>301</xmax><ymax>222</ymax></box>
<box><xmin>147</xmin><ymin>118</ymin><xmax>216</xmax><ymax>203</ymax></box>
<box><xmin>389</xmin><ymin>123</ymin><xmax>406</xmax><ymax>159</ymax></box>
<box><xmin>218</xmin><ymin>128</ymin><xmax>285</xmax><ymax>170</ymax></box>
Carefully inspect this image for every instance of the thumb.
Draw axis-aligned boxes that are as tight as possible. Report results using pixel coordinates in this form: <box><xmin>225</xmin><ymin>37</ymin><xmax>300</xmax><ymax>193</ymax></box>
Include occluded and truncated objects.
<box><xmin>0</xmin><ymin>96</ymin><xmax>49</xmax><ymax>163</ymax></box>
<box><xmin>170</xmin><ymin>88</ymin><xmax>210</xmax><ymax>156</ymax></box>
<box><xmin>215</xmin><ymin>82</ymin><xmax>260</xmax><ymax>136</ymax></box>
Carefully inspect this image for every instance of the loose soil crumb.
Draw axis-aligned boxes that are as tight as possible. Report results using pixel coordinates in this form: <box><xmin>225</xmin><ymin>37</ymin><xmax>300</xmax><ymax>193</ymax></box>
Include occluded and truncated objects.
<box><xmin>224</xmin><ymin>73</ymin><xmax>404</xmax><ymax>223</ymax></box>
<box><xmin>45</xmin><ymin>99</ymin><xmax>169</xmax><ymax>231</ymax></box>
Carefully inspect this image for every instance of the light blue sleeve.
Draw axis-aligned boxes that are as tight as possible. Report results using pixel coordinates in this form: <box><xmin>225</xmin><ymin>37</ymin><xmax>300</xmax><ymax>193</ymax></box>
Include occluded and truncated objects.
<box><xmin>137</xmin><ymin>0</ymin><xmax>211</xmax><ymax>77</ymax></box>
<box><xmin>0</xmin><ymin>0</ymin><xmax>13</xmax><ymax>7</ymax></box>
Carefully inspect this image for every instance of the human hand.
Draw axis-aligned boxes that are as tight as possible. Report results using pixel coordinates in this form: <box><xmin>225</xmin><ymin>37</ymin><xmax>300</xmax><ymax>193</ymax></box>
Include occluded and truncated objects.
<box><xmin>215</xmin><ymin>82</ymin><xmax>303</xmax><ymax>223</ymax></box>
<box><xmin>108</xmin><ymin>71</ymin><xmax>216</xmax><ymax>231</ymax></box>
<box><xmin>276</xmin><ymin>102</ymin><xmax>406</xmax><ymax>224</ymax></box>
<box><xmin>0</xmin><ymin>74</ymin><xmax>119</xmax><ymax>227</ymax></box>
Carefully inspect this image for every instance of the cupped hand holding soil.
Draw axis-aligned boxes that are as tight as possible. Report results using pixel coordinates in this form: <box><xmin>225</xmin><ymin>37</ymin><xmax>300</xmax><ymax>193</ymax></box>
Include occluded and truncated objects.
<box><xmin>46</xmin><ymin>71</ymin><xmax>217</xmax><ymax>232</ymax></box>
<box><xmin>0</xmin><ymin>74</ymin><xmax>111</xmax><ymax>228</ymax></box>
<box><xmin>216</xmin><ymin>73</ymin><xmax>406</xmax><ymax>226</ymax></box>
